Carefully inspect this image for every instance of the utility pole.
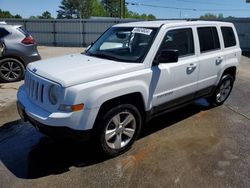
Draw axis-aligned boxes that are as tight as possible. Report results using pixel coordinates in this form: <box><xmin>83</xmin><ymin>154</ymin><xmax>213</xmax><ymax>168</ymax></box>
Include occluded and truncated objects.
<box><xmin>123</xmin><ymin>0</ymin><xmax>125</xmax><ymax>18</ymax></box>
<box><xmin>120</xmin><ymin>0</ymin><xmax>125</xmax><ymax>19</ymax></box>
<box><xmin>120</xmin><ymin>0</ymin><xmax>122</xmax><ymax>18</ymax></box>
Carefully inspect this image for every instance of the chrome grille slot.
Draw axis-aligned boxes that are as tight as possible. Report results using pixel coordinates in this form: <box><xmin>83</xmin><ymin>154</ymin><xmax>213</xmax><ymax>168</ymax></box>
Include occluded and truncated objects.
<box><xmin>35</xmin><ymin>82</ymin><xmax>39</xmax><ymax>100</ymax></box>
<box><xmin>25</xmin><ymin>73</ymin><xmax>30</xmax><ymax>96</ymax></box>
<box><xmin>31</xmin><ymin>79</ymin><xmax>35</xmax><ymax>98</ymax></box>
<box><xmin>24</xmin><ymin>70</ymin><xmax>46</xmax><ymax>104</ymax></box>
<box><xmin>40</xmin><ymin>84</ymin><xmax>44</xmax><ymax>103</ymax></box>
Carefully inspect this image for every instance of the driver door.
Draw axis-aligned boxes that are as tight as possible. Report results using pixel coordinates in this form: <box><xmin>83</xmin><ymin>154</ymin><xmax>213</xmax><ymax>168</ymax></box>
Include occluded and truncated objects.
<box><xmin>151</xmin><ymin>27</ymin><xmax>199</xmax><ymax>112</ymax></box>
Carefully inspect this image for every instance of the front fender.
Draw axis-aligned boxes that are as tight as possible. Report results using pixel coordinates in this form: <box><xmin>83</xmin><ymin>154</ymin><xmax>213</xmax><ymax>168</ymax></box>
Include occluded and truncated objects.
<box><xmin>86</xmin><ymin>80</ymin><xmax>149</xmax><ymax>110</ymax></box>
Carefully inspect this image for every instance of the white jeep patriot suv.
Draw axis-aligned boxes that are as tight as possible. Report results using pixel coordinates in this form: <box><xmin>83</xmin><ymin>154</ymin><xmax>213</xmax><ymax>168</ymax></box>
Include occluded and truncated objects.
<box><xmin>17</xmin><ymin>21</ymin><xmax>241</xmax><ymax>156</ymax></box>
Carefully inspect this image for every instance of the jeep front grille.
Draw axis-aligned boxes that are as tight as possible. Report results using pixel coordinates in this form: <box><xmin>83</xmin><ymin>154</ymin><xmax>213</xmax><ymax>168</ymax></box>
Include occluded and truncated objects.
<box><xmin>25</xmin><ymin>70</ymin><xmax>45</xmax><ymax>103</ymax></box>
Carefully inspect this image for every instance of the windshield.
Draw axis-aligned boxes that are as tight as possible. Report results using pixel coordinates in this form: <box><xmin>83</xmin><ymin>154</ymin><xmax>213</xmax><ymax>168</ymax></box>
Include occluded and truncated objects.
<box><xmin>86</xmin><ymin>27</ymin><xmax>158</xmax><ymax>63</ymax></box>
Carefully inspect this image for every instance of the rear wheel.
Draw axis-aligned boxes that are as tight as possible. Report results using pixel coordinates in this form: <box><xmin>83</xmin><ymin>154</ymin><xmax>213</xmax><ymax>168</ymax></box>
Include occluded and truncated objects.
<box><xmin>0</xmin><ymin>58</ymin><xmax>25</xmax><ymax>82</ymax></box>
<box><xmin>95</xmin><ymin>104</ymin><xmax>142</xmax><ymax>157</ymax></box>
<box><xmin>207</xmin><ymin>74</ymin><xmax>234</xmax><ymax>106</ymax></box>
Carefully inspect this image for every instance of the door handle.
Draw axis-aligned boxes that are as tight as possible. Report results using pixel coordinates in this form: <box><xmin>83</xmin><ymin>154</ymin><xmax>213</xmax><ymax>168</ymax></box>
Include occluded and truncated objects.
<box><xmin>187</xmin><ymin>63</ymin><xmax>197</xmax><ymax>71</ymax></box>
<box><xmin>216</xmin><ymin>57</ymin><xmax>223</xmax><ymax>65</ymax></box>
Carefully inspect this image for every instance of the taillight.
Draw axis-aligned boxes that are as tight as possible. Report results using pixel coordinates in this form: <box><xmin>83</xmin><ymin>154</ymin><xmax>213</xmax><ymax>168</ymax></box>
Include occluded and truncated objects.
<box><xmin>21</xmin><ymin>36</ymin><xmax>36</xmax><ymax>45</ymax></box>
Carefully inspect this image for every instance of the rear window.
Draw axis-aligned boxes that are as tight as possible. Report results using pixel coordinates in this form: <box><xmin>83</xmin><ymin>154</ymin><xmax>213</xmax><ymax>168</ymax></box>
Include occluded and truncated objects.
<box><xmin>197</xmin><ymin>27</ymin><xmax>220</xmax><ymax>53</ymax></box>
<box><xmin>17</xmin><ymin>26</ymin><xmax>30</xmax><ymax>37</ymax></box>
<box><xmin>221</xmin><ymin>27</ymin><xmax>236</xmax><ymax>48</ymax></box>
<box><xmin>0</xmin><ymin>28</ymin><xmax>10</xmax><ymax>38</ymax></box>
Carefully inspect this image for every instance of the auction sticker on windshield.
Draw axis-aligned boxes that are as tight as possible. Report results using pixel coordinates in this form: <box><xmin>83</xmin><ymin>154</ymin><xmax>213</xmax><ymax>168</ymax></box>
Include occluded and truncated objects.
<box><xmin>132</xmin><ymin>28</ymin><xmax>153</xmax><ymax>35</ymax></box>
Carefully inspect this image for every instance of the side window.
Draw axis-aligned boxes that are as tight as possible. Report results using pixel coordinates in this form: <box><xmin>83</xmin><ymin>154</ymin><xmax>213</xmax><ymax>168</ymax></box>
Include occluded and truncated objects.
<box><xmin>17</xmin><ymin>26</ymin><xmax>30</xmax><ymax>37</ymax></box>
<box><xmin>221</xmin><ymin>27</ymin><xmax>236</xmax><ymax>48</ymax></box>
<box><xmin>0</xmin><ymin>28</ymin><xmax>9</xmax><ymax>38</ymax></box>
<box><xmin>197</xmin><ymin>27</ymin><xmax>220</xmax><ymax>53</ymax></box>
<box><xmin>159</xmin><ymin>28</ymin><xmax>194</xmax><ymax>57</ymax></box>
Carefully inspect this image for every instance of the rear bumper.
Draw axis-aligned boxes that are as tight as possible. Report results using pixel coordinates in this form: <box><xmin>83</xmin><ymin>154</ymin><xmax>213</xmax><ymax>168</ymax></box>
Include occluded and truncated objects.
<box><xmin>3</xmin><ymin>48</ymin><xmax>41</xmax><ymax>65</ymax></box>
<box><xmin>22</xmin><ymin>53</ymin><xmax>41</xmax><ymax>64</ymax></box>
<box><xmin>17</xmin><ymin>101</ymin><xmax>92</xmax><ymax>141</ymax></box>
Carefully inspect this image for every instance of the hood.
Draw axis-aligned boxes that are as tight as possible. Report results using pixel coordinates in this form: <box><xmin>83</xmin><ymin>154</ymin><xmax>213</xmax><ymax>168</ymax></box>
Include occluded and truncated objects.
<box><xmin>28</xmin><ymin>53</ymin><xmax>144</xmax><ymax>87</ymax></box>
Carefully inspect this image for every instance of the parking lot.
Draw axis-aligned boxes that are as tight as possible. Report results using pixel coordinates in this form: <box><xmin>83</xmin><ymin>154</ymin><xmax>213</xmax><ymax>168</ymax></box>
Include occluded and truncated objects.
<box><xmin>0</xmin><ymin>47</ymin><xmax>250</xmax><ymax>188</ymax></box>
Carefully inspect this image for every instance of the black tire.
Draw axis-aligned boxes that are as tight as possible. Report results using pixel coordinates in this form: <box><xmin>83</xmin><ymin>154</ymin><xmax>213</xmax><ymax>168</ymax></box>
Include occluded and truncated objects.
<box><xmin>0</xmin><ymin>58</ymin><xmax>25</xmax><ymax>82</ymax></box>
<box><xmin>94</xmin><ymin>104</ymin><xmax>142</xmax><ymax>157</ymax></box>
<box><xmin>207</xmin><ymin>74</ymin><xmax>234</xmax><ymax>106</ymax></box>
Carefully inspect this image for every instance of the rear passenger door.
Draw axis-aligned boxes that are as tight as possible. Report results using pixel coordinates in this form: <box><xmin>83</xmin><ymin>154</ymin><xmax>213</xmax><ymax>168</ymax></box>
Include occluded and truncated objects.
<box><xmin>196</xmin><ymin>26</ymin><xmax>223</xmax><ymax>96</ymax></box>
<box><xmin>220</xmin><ymin>26</ymin><xmax>241</xmax><ymax>67</ymax></box>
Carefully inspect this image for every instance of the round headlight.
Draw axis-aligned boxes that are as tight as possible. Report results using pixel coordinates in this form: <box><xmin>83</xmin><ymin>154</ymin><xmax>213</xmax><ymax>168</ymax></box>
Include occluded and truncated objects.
<box><xmin>48</xmin><ymin>85</ymin><xmax>60</xmax><ymax>105</ymax></box>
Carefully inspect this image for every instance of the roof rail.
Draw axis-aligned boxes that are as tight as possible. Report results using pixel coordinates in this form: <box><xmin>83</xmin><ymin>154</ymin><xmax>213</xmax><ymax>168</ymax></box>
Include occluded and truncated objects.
<box><xmin>186</xmin><ymin>19</ymin><xmax>197</xmax><ymax>21</ymax></box>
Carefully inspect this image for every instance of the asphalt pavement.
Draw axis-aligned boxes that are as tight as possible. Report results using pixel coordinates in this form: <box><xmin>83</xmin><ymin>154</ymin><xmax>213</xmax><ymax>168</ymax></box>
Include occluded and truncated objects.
<box><xmin>0</xmin><ymin>48</ymin><xmax>249</xmax><ymax>188</ymax></box>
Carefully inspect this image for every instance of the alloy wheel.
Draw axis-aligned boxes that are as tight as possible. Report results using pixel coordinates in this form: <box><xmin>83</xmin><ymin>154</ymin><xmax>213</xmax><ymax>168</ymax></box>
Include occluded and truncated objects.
<box><xmin>0</xmin><ymin>60</ymin><xmax>22</xmax><ymax>81</ymax></box>
<box><xmin>216</xmin><ymin>79</ymin><xmax>232</xmax><ymax>103</ymax></box>
<box><xmin>105</xmin><ymin>111</ymin><xmax>136</xmax><ymax>149</ymax></box>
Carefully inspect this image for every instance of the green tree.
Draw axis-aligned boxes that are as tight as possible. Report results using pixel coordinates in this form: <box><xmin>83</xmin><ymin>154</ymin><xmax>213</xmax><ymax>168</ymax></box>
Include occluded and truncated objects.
<box><xmin>102</xmin><ymin>0</ymin><xmax>121</xmax><ymax>17</ymax></box>
<box><xmin>0</xmin><ymin>9</ymin><xmax>13</xmax><ymax>18</ymax></box>
<box><xmin>125</xmin><ymin>8</ymin><xmax>156</xmax><ymax>20</ymax></box>
<box><xmin>57</xmin><ymin>0</ymin><xmax>79</xmax><ymax>18</ymax></box>
<box><xmin>0</xmin><ymin>9</ymin><xmax>22</xmax><ymax>19</ymax></box>
<box><xmin>147</xmin><ymin>14</ymin><xmax>156</xmax><ymax>20</ymax></box>
<box><xmin>91</xmin><ymin>0</ymin><xmax>106</xmax><ymax>17</ymax></box>
<box><xmin>13</xmin><ymin>14</ymin><xmax>22</xmax><ymax>19</ymax></box>
<box><xmin>57</xmin><ymin>0</ymin><xmax>92</xmax><ymax>19</ymax></box>
<box><xmin>39</xmin><ymin>11</ymin><xmax>53</xmax><ymax>19</ymax></box>
<box><xmin>29</xmin><ymin>16</ymin><xmax>38</xmax><ymax>19</ymax></box>
<box><xmin>29</xmin><ymin>11</ymin><xmax>53</xmax><ymax>19</ymax></box>
<box><xmin>103</xmin><ymin>1</ymin><xmax>156</xmax><ymax>19</ymax></box>
<box><xmin>56</xmin><ymin>0</ymin><xmax>155</xmax><ymax>19</ymax></box>
<box><xmin>200</xmin><ymin>13</ymin><xmax>224</xmax><ymax>19</ymax></box>
<box><xmin>218</xmin><ymin>13</ymin><xmax>224</xmax><ymax>19</ymax></box>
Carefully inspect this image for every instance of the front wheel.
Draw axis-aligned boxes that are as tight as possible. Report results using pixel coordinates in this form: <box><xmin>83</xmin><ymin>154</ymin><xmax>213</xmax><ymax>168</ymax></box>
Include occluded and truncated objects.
<box><xmin>207</xmin><ymin>74</ymin><xmax>234</xmax><ymax>106</ymax></box>
<box><xmin>95</xmin><ymin>104</ymin><xmax>142</xmax><ymax>157</ymax></box>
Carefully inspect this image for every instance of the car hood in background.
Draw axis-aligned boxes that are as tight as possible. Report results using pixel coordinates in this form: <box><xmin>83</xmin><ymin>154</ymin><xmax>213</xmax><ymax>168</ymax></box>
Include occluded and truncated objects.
<box><xmin>27</xmin><ymin>53</ymin><xmax>144</xmax><ymax>87</ymax></box>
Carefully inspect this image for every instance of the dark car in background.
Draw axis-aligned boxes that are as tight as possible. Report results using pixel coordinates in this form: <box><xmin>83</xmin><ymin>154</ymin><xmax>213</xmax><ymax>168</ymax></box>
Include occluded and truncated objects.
<box><xmin>0</xmin><ymin>22</ymin><xmax>41</xmax><ymax>82</ymax></box>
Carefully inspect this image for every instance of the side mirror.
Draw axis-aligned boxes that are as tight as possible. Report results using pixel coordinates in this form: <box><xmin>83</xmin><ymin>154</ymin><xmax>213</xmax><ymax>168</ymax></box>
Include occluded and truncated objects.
<box><xmin>154</xmin><ymin>49</ymin><xmax>179</xmax><ymax>65</ymax></box>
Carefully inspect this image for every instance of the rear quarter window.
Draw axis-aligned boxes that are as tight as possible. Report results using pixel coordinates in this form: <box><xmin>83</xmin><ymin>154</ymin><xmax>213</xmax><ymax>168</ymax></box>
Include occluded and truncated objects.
<box><xmin>197</xmin><ymin>27</ymin><xmax>220</xmax><ymax>53</ymax></box>
<box><xmin>221</xmin><ymin>27</ymin><xmax>236</xmax><ymax>48</ymax></box>
<box><xmin>0</xmin><ymin>28</ymin><xmax>10</xmax><ymax>38</ymax></box>
<box><xmin>17</xmin><ymin>26</ymin><xmax>30</xmax><ymax>37</ymax></box>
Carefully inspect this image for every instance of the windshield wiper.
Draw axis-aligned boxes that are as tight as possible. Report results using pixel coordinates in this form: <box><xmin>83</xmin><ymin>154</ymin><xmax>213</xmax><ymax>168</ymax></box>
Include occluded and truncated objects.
<box><xmin>90</xmin><ymin>52</ymin><xmax>120</xmax><ymax>61</ymax></box>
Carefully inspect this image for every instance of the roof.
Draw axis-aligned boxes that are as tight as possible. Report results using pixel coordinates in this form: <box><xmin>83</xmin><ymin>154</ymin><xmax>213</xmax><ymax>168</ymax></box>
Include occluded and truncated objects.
<box><xmin>0</xmin><ymin>23</ymin><xmax>22</xmax><ymax>28</ymax></box>
<box><xmin>0</xmin><ymin>21</ymin><xmax>7</xmax><ymax>25</ymax></box>
<box><xmin>114</xmin><ymin>20</ymin><xmax>233</xmax><ymax>28</ymax></box>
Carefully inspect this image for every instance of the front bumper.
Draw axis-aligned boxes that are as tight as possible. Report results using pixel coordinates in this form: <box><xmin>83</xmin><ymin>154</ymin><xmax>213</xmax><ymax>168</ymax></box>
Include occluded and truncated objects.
<box><xmin>17</xmin><ymin>101</ymin><xmax>92</xmax><ymax>140</ymax></box>
<box><xmin>17</xmin><ymin>85</ymin><xmax>99</xmax><ymax>133</ymax></box>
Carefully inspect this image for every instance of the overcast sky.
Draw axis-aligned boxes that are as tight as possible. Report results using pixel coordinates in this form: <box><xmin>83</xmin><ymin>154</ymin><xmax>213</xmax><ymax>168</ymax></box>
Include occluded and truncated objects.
<box><xmin>0</xmin><ymin>0</ymin><xmax>250</xmax><ymax>19</ymax></box>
